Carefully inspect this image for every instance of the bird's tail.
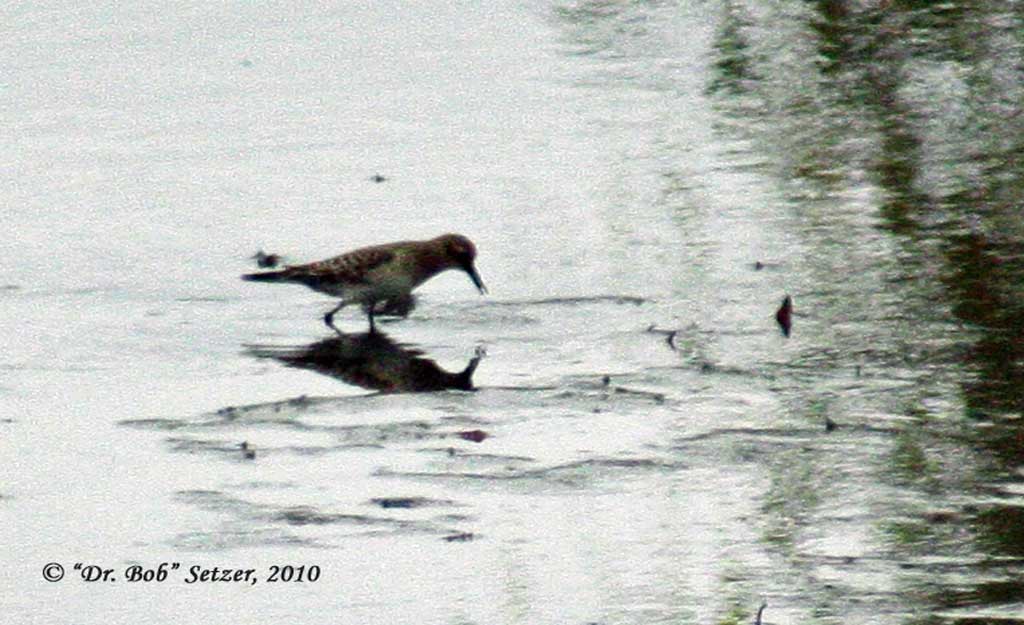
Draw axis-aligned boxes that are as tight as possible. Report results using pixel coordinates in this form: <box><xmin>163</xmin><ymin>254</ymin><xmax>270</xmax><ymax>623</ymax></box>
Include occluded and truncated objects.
<box><xmin>241</xmin><ymin>269</ymin><xmax>292</xmax><ymax>283</ymax></box>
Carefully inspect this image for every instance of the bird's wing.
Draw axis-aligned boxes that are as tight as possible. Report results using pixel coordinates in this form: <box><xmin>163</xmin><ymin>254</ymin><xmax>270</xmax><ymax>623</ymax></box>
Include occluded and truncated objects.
<box><xmin>295</xmin><ymin>246</ymin><xmax>396</xmax><ymax>285</ymax></box>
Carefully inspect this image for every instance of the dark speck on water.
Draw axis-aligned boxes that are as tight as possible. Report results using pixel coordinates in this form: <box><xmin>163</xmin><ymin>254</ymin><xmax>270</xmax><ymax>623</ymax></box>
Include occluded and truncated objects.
<box><xmin>775</xmin><ymin>295</ymin><xmax>792</xmax><ymax>337</ymax></box>
<box><xmin>646</xmin><ymin>325</ymin><xmax>679</xmax><ymax>350</ymax></box>
<box><xmin>252</xmin><ymin>250</ymin><xmax>282</xmax><ymax>268</ymax></box>
<box><xmin>455</xmin><ymin>429</ymin><xmax>488</xmax><ymax>443</ymax></box>
<box><xmin>371</xmin><ymin>497</ymin><xmax>449</xmax><ymax>509</ymax></box>
<box><xmin>442</xmin><ymin>532</ymin><xmax>475</xmax><ymax>543</ymax></box>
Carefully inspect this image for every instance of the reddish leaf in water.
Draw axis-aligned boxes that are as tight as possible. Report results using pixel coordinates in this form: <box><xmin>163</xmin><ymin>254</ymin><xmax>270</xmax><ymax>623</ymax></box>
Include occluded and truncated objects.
<box><xmin>456</xmin><ymin>429</ymin><xmax>488</xmax><ymax>443</ymax></box>
<box><xmin>775</xmin><ymin>295</ymin><xmax>793</xmax><ymax>337</ymax></box>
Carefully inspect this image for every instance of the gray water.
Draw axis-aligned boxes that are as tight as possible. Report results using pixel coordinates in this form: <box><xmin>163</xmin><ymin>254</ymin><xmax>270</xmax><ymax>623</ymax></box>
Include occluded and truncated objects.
<box><xmin>3</xmin><ymin>1</ymin><xmax>1023</xmax><ymax>624</ymax></box>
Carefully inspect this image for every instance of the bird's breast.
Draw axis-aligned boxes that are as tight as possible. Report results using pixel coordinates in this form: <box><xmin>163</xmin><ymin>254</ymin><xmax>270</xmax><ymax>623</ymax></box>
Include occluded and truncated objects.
<box><xmin>356</xmin><ymin>271</ymin><xmax>415</xmax><ymax>302</ymax></box>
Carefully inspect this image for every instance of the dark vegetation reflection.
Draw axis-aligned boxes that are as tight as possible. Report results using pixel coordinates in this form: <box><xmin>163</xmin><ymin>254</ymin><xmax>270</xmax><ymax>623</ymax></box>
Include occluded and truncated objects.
<box><xmin>704</xmin><ymin>0</ymin><xmax>1024</xmax><ymax>622</ymax></box>
<box><xmin>247</xmin><ymin>332</ymin><xmax>483</xmax><ymax>394</ymax></box>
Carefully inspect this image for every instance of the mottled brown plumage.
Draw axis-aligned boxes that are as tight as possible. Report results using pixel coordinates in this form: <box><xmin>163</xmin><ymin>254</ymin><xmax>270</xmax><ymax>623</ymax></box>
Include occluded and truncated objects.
<box><xmin>242</xmin><ymin>233</ymin><xmax>485</xmax><ymax>332</ymax></box>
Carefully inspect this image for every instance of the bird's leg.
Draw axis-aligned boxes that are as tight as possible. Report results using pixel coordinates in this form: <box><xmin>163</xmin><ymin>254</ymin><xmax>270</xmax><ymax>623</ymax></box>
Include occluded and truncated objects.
<box><xmin>367</xmin><ymin>304</ymin><xmax>377</xmax><ymax>334</ymax></box>
<box><xmin>324</xmin><ymin>301</ymin><xmax>346</xmax><ymax>334</ymax></box>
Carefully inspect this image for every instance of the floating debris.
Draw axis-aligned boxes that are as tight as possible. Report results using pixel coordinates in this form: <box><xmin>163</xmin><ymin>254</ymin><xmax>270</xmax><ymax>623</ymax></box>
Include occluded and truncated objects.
<box><xmin>370</xmin><ymin>173</ymin><xmax>388</xmax><ymax>183</ymax></box>
<box><xmin>252</xmin><ymin>250</ymin><xmax>282</xmax><ymax>268</ymax></box>
<box><xmin>613</xmin><ymin>386</ymin><xmax>666</xmax><ymax>404</ymax></box>
<box><xmin>646</xmin><ymin>324</ymin><xmax>678</xmax><ymax>350</ymax></box>
<box><xmin>755</xmin><ymin>601</ymin><xmax>767</xmax><ymax>625</ymax></box>
<box><xmin>456</xmin><ymin>430</ymin><xmax>488</xmax><ymax>443</ymax></box>
<box><xmin>370</xmin><ymin>497</ymin><xmax>451</xmax><ymax>509</ymax></box>
<box><xmin>775</xmin><ymin>295</ymin><xmax>792</xmax><ymax>337</ymax></box>
<box><xmin>240</xmin><ymin>441</ymin><xmax>256</xmax><ymax>460</ymax></box>
<box><xmin>442</xmin><ymin>532</ymin><xmax>475</xmax><ymax>542</ymax></box>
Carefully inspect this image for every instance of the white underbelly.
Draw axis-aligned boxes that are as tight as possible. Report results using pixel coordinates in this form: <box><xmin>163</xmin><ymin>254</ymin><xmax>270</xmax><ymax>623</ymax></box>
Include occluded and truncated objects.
<box><xmin>343</xmin><ymin>274</ymin><xmax>413</xmax><ymax>304</ymax></box>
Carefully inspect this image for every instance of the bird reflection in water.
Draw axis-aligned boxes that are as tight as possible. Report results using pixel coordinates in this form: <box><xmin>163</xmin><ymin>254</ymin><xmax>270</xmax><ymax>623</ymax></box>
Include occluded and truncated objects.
<box><xmin>247</xmin><ymin>331</ymin><xmax>483</xmax><ymax>393</ymax></box>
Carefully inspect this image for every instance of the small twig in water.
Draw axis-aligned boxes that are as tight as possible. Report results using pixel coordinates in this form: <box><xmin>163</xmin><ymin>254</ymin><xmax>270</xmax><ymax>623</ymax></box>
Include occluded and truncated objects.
<box><xmin>755</xmin><ymin>601</ymin><xmax>767</xmax><ymax>625</ymax></box>
<box><xmin>646</xmin><ymin>325</ymin><xmax>679</xmax><ymax>351</ymax></box>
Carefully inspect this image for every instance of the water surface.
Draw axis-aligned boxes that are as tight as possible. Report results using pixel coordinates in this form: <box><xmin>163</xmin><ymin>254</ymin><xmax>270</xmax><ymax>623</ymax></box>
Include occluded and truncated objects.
<box><xmin>3</xmin><ymin>1</ymin><xmax>1023</xmax><ymax>624</ymax></box>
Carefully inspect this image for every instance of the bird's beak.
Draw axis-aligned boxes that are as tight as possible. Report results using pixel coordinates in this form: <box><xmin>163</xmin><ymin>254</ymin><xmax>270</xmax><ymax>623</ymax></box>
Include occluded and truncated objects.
<box><xmin>464</xmin><ymin>263</ymin><xmax>487</xmax><ymax>294</ymax></box>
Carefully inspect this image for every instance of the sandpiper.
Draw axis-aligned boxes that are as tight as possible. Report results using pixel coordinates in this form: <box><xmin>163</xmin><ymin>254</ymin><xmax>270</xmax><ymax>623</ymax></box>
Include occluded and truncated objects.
<box><xmin>242</xmin><ymin>233</ymin><xmax>486</xmax><ymax>332</ymax></box>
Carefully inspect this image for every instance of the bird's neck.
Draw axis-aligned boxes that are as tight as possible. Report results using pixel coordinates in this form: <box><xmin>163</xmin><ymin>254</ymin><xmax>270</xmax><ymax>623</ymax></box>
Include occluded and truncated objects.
<box><xmin>411</xmin><ymin>245</ymin><xmax>456</xmax><ymax>285</ymax></box>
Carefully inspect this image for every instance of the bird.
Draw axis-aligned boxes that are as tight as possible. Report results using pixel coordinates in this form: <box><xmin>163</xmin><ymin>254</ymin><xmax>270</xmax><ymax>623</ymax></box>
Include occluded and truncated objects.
<box><xmin>242</xmin><ymin>233</ymin><xmax>486</xmax><ymax>333</ymax></box>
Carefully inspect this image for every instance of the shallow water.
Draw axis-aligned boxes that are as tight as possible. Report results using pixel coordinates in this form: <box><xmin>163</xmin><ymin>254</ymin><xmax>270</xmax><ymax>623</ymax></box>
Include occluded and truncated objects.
<box><xmin>4</xmin><ymin>1</ymin><xmax>1024</xmax><ymax>624</ymax></box>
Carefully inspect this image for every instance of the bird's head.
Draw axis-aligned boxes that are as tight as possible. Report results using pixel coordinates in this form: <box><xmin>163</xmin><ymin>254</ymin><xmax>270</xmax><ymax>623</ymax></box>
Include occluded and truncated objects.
<box><xmin>438</xmin><ymin>234</ymin><xmax>486</xmax><ymax>294</ymax></box>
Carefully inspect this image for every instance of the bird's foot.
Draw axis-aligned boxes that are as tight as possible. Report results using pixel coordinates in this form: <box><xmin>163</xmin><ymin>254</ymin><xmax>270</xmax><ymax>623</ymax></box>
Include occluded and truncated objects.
<box><xmin>324</xmin><ymin>312</ymin><xmax>345</xmax><ymax>336</ymax></box>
